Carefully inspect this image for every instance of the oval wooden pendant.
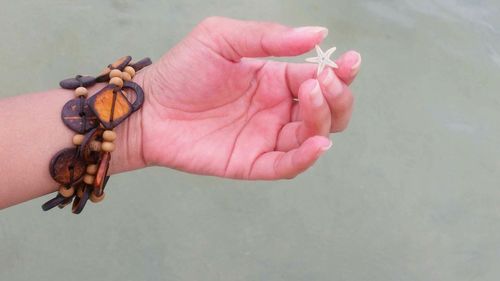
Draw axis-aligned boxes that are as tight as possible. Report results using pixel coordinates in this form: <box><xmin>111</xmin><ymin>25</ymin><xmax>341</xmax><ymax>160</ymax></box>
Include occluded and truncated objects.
<box><xmin>49</xmin><ymin>148</ymin><xmax>86</xmax><ymax>185</ymax></box>
<box><xmin>42</xmin><ymin>195</ymin><xmax>67</xmax><ymax>211</ymax></box>
<box><xmin>93</xmin><ymin>152</ymin><xmax>111</xmax><ymax>196</ymax></box>
<box><xmin>59</xmin><ymin>75</ymin><xmax>96</xmax><ymax>89</ymax></box>
<box><xmin>87</xmin><ymin>85</ymin><xmax>133</xmax><ymax>129</ymax></box>
<box><xmin>61</xmin><ymin>98</ymin><xmax>99</xmax><ymax>133</ymax></box>
<box><xmin>96</xmin><ymin>56</ymin><xmax>132</xmax><ymax>82</ymax></box>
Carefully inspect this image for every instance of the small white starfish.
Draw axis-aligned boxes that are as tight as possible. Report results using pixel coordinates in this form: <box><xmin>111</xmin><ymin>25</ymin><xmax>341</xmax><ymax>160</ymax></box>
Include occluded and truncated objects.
<box><xmin>305</xmin><ymin>45</ymin><xmax>338</xmax><ymax>76</ymax></box>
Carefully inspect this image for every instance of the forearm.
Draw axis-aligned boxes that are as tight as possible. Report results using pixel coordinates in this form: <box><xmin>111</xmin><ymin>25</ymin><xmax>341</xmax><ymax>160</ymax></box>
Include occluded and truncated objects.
<box><xmin>0</xmin><ymin>75</ymin><xmax>146</xmax><ymax>209</ymax></box>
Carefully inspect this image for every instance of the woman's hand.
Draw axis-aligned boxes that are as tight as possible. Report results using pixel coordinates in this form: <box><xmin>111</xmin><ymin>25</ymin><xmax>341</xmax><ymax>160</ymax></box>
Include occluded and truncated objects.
<box><xmin>133</xmin><ymin>17</ymin><xmax>361</xmax><ymax>180</ymax></box>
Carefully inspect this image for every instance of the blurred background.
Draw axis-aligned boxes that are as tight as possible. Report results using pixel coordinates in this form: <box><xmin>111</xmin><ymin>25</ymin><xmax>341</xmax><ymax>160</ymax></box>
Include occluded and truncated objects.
<box><xmin>1</xmin><ymin>0</ymin><xmax>499</xmax><ymax>280</ymax></box>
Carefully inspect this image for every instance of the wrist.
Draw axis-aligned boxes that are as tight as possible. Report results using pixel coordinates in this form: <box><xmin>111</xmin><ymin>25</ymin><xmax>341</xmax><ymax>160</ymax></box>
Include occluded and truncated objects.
<box><xmin>107</xmin><ymin>68</ymin><xmax>149</xmax><ymax>174</ymax></box>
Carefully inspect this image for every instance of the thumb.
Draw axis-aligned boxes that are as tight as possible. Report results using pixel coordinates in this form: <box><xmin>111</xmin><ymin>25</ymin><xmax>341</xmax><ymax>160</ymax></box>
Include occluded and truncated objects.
<box><xmin>193</xmin><ymin>17</ymin><xmax>328</xmax><ymax>61</ymax></box>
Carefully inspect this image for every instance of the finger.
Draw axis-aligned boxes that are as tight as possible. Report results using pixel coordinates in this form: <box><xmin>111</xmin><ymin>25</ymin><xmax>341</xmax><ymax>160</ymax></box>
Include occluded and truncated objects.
<box><xmin>317</xmin><ymin>68</ymin><xmax>354</xmax><ymax>132</ymax></box>
<box><xmin>194</xmin><ymin>17</ymin><xmax>327</xmax><ymax>61</ymax></box>
<box><xmin>276</xmin><ymin>80</ymin><xmax>331</xmax><ymax>151</ymax></box>
<box><xmin>285</xmin><ymin>50</ymin><xmax>362</xmax><ymax>97</ymax></box>
<box><xmin>334</xmin><ymin>50</ymin><xmax>362</xmax><ymax>86</ymax></box>
<box><xmin>249</xmin><ymin>136</ymin><xmax>332</xmax><ymax>180</ymax></box>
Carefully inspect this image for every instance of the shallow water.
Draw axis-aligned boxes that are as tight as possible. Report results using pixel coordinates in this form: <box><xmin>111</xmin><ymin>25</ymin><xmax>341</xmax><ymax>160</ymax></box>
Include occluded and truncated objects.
<box><xmin>1</xmin><ymin>1</ymin><xmax>499</xmax><ymax>280</ymax></box>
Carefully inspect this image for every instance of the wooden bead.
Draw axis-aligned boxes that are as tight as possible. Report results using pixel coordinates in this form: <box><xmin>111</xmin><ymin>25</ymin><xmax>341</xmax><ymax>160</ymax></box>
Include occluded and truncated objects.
<box><xmin>59</xmin><ymin>185</ymin><xmax>75</xmax><ymax>198</ymax></box>
<box><xmin>90</xmin><ymin>191</ymin><xmax>106</xmax><ymax>203</ymax></box>
<box><xmin>90</xmin><ymin>140</ymin><xmax>101</xmax><ymax>151</ymax></box>
<box><xmin>121</xmin><ymin>72</ymin><xmax>132</xmax><ymax>81</ymax></box>
<box><xmin>102</xmin><ymin>130</ymin><xmax>117</xmax><ymax>142</ymax></box>
<box><xmin>75</xmin><ymin>87</ymin><xmax>88</xmax><ymax>97</ymax></box>
<box><xmin>124</xmin><ymin>66</ymin><xmax>136</xmax><ymax>77</ymax></box>
<box><xmin>86</xmin><ymin>164</ymin><xmax>98</xmax><ymax>175</ymax></box>
<box><xmin>109</xmin><ymin>69</ymin><xmax>122</xmax><ymax>78</ymax></box>
<box><xmin>101</xmin><ymin>141</ymin><xmax>115</xmax><ymax>152</ymax></box>
<box><xmin>72</xmin><ymin>134</ymin><xmax>85</xmax><ymax>146</ymax></box>
<box><xmin>83</xmin><ymin>174</ymin><xmax>95</xmax><ymax>185</ymax></box>
<box><xmin>109</xmin><ymin>77</ymin><xmax>124</xmax><ymax>88</ymax></box>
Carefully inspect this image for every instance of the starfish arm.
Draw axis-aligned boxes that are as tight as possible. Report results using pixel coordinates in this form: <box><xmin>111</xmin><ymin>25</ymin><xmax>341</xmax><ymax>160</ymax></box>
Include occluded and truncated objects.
<box><xmin>317</xmin><ymin>63</ymin><xmax>326</xmax><ymax>76</ymax></box>
<box><xmin>305</xmin><ymin>57</ymin><xmax>321</xmax><ymax>63</ymax></box>
<box><xmin>324</xmin><ymin>58</ymin><xmax>339</xmax><ymax>69</ymax></box>
<box><xmin>315</xmin><ymin>45</ymin><xmax>324</xmax><ymax>57</ymax></box>
<box><xmin>324</xmin><ymin>47</ymin><xmax>337</xmax><ymax>58</ymax></box>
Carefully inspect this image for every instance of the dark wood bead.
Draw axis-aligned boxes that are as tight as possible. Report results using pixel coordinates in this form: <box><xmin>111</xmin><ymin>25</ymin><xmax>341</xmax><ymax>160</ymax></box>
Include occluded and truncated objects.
<box><xmin>49</xmin><ymin>148</ymin><xmax>86</xmax><ymax>185</ymax></box>
<box><xmin>130</xmin><ymin>57</ymin><xmax>152</xmax><ymax>72</ymax></box>
<box><xmin>87</xmin><ymin>85</ymin><xmax>133</xmax><ymax>129</ymax></box>
<box><xmin>58</xmin><ymin>196</ymin><xmax>74</xmax><ymax>209</ymax></box>
<box><xmin>59</xmin><ymin>76</ymin><xmax>96</xmax><ymax>90</ymax></box>
<box><xmin>42</xmin><ymin>194</ymin><xmax>66</xmax><ymax>211</ymax></box>
<box><xmin>61</xmin><ymin>98</ymin><xmax>99</xmax><ymax>133</ymax></box>
<box><xmin>95</xmin><ymin>56</ymin><xmax>132</xmax><ymax>82</ymax></box>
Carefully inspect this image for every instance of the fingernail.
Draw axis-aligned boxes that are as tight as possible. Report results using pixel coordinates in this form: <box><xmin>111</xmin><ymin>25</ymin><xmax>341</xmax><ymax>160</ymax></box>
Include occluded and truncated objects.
<box><xmin>294</xmin><ymin>26</ymin><xmax>328</xmax><ymax>40</ymax></box>
<box><xmin>320</xmin><ymin>140</ymin><xmax>333</xmax><ymax>152</ymax></box>
<box><xmin>309</xmin><ymin>81</ymin><xmax>323</xmax><ymax>107</ymax></box>
<box><xmin>350</xmin><ymin>52</ymin><xmax>362</xmax><ymax>75</ymax></box>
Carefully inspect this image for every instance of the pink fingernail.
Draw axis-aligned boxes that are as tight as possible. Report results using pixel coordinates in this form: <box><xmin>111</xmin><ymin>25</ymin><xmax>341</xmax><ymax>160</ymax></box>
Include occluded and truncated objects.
<box><xmin>350</xmin><ymin>52</ymin><xmax>362</xmax><ymax>75</ymax></box>
<box><xmin>309</xmin><ymin>81</ymin><xmax>323</xmax><ymax>107</ymax></box>
<box><xmin>320</xmin><ymin>140</ymin><xmax>333</xmax><ymax>152</ymax></box>
<box><xmin>294</xmin><ymin>26</ymin><xmax>329</xmax><ymax>40</ymax></box>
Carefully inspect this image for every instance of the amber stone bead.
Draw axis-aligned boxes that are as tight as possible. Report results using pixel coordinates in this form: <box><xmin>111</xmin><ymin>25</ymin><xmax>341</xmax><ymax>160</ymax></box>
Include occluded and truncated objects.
<box><xmin>90</xmin><ymin>191</ymin><xmax>105</xmax><ymax>203</ymax></box>
<box><xmin>101</xmin><ymin>141</ymin><xmax>115</xmax><ymax>152</ymax></box>
<box><xmin>72</xmin><ymin>134</ymin><xmax>85</xmax><ymax>146</ymax></box>
<box><xmin>59</xmin><ymin>185</ymin><xmax>75</xmax><ymax>197</ymax></box>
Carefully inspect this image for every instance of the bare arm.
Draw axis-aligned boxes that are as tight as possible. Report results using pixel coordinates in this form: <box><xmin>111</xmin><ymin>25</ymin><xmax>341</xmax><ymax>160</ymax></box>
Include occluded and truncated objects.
<box><xmin>0</xmin><ymin>75</ymin><xmax>146</xmax><ymax>209</ymax></box>
<box><xmin>0</xmin><ymin>17</ymin><xmax>361</xmax><ymax>210</ymax></box>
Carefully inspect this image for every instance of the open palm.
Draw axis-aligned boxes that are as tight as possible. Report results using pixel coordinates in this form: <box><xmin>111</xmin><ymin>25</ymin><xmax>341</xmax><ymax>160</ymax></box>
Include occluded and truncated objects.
<box><xmin>137</xmin><ymin>17</ymin><xmax>361</xmax><ymax>179</ymax></box>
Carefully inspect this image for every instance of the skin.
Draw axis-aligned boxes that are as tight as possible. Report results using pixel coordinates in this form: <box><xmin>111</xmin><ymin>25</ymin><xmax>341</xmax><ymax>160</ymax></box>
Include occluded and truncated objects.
<box><xmin>0</xmin><ymin>17</ymin><xmax>361</xmax><ymax>209</ymax></box>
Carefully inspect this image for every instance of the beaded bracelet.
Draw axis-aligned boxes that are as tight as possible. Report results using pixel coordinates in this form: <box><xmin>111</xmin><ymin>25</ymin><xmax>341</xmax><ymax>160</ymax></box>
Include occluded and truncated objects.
<box><xmin>42</xmin><ymin>56</ymin><xmax>152</xmax><ymax>214</ymax></box>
